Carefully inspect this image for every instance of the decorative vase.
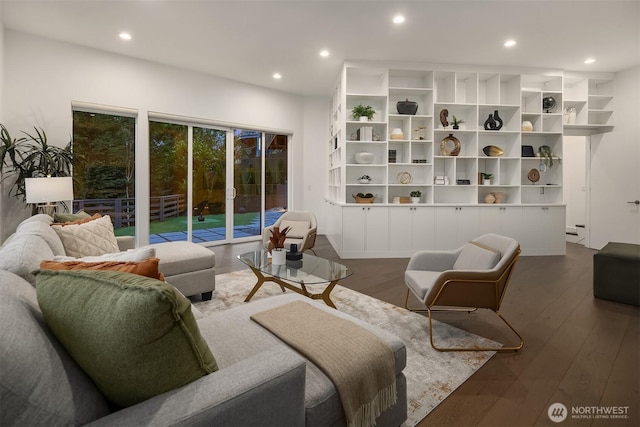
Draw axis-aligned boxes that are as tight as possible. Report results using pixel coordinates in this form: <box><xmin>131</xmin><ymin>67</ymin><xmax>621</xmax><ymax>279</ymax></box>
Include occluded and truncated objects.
<box><xmin>493</xmin><ymin>110</ymin><xmax>503</xmax><ymax>130</ymax></box>
<box><xmin>483</xmin><ymin>179</ymin><xmax>491</xmax><ymax>186</ymax></box>
<box><xmin>522</xmin><ymin>121</ymin><xmax>534</xmax><ymax>132</ymax></box>
<box><xmin>271</xmin><ymin>248</ymin><xmax>286</xmax><ymax>265</ymax></box>
<box><xmin>484</xmin><ymin>114</ymin><xmax>497</xmax><ymax>130</ymax></box>
<box><xmin>440</xmin><ymin>134</ymin><xmax>461</xmax><ymax>156</ymax></box>
<box><xmin>359</xmin><ymin>116</ymin><xmax>369</xmax><ymax>122</ymax></box>
<box><xmin>390</xmin><ymin>128</ymin><xmax>404</xmax><ymax>140</ymax></box>
<box><xmin>543</xmin><ymin>96</ymin><xmax>556</xmax><ymax>113</ymax></box>
<box><xmin>396</xmin><ymin>99</ymin><xmax>418</xmax><ymax>115</ymax></box>
<box><xmin>411</xmin><ymin>197</ymin><xmax>420</xmax><ymax>204</ymax></box>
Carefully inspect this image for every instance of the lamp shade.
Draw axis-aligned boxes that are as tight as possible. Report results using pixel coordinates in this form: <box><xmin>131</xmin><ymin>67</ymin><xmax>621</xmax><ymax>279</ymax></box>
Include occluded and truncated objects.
<box><xmin>25</xmin><ymin>177</ymin><xmax>74</xmax><ymax>204</ymax></box>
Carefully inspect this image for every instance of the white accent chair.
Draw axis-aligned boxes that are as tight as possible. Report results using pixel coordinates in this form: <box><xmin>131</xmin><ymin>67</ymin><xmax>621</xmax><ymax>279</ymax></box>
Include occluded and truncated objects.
<box><xmin>404</xmin><ymin>233</ymin><xmax>523</xmax><ymax>352</ymax></box>
<box><xmin>262</xmin><ymin>211</ymin><xmax>318</xmax><ymax>254</ymax></box>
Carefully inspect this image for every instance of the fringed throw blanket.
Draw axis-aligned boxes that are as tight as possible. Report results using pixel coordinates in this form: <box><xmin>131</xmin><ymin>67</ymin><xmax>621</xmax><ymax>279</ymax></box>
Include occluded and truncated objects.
<box><xmin>251</xmin><ymin>301</ymin><xmax>397</xmax><ymax>427</ymax></box>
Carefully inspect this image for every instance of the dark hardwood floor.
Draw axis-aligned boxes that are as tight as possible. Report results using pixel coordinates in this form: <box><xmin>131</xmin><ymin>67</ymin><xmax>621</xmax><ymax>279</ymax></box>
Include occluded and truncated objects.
<box><xmin>209</xmin><ymin>236</ymin><xmax>639</xmax><ymax>427</ymax></box>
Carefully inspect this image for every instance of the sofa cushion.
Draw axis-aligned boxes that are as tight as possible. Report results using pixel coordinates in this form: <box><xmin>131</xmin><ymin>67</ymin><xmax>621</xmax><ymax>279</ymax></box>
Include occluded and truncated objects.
<box><xmin>17</xmin><ymin>213</ymin><xmax>54</xmax><ymax>227</ymax></box>
<box><xmin>34</xmin><ymin>269</ymin><xmax>218</xmax><ymax>407</ymax></box>
<box><xmin>0</xmin><ymin>234</ymin><xmax>55</xmax><ymax>285</ymax></box>
<box><xmin>452</xmin><ymin>242</ymin><xmax>500</xmax><ymax>271</ymax></box>
<box><xmin>51</xmin><ymin>214</ymin><xmax>120</xmax><ymax>257</ymax></box>
<box><xmin>196</xmin><ymin>293</ymin><xmax>406</xmax><ymax>427</ymax></box>
<box><xmin>53</xmin><ymin>209</ymin><xmax>91</xmax><ymax>223</ymax></box>
<box><xmin>153</xmin><ymin>241</ymin><xmax>215</xmax><ymax>277</ymax></box>
<box><xmin>16</xmin><ymin>220</ymin><xmax>66</xmax><ymax>256</ymax></box>
<box><xmin>0</xmin><ymin>270</ymin><xmax>110</xmax><ymax>425</ymax></box>
<box><xmin>279</xmin><ymin>220</ymin><xmax>310</xmax><ymax>239</ymax></box>
<box><xmin>40</xmin><ymin>257</ymin><xmax>164</xmax><ymax>280</ymax></box>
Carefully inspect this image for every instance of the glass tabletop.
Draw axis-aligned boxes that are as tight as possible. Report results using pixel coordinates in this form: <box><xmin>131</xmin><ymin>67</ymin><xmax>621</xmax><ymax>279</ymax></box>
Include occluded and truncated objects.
<box><xmin>237</xmin><ymin>250</ymin><xmax>352</xmax><ymax>284</ymax></box>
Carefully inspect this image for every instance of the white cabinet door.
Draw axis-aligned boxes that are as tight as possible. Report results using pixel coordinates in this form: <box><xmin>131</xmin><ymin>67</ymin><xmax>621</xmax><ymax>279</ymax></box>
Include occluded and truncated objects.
<box><xmin>435</xmin><ymin>206</ymin><xmax>479</xmax><ymax>250</ymax></box>
<box><xmin>521</xmin><ymin>206</ymin><xmax>566</xmax><ymax>255</ymax></box>
<box><xmin>342</xmin><ymin>206</ymin><xmax>366</xmax><ymax>253</ymax></box>
<box><xmin>478</xmin><ymin>206</ymin><xmax>524</xmax><ymax>243</ymax></box>
<box><xmin>342</xmin><ymin>206</ymin><xmax>389</xmax><ymax>256</ymax></box>
<box><xmin>388</xmin><ymin>206</ymin><xmax>436</xmax><ymax>255</ymax></box>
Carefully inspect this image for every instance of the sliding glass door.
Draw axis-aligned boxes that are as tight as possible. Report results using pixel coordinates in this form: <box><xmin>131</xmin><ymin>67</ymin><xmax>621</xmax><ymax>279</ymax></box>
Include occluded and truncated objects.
<box><xmin>149</xmin><ymin>120</ymin><xmax>288</xmax><ymax>245</ymax></box>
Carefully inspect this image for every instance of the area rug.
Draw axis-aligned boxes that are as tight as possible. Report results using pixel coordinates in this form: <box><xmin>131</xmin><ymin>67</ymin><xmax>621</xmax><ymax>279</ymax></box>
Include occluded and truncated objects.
<box><xmin>193</xmin><ymin>270</ymin><xmax>500</xmax><ymax>426</ymax></box>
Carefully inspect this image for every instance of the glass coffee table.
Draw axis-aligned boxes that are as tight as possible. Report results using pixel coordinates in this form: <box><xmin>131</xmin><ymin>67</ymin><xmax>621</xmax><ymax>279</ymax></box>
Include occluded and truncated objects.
<box><xmin>237</xmin><ymin>250</ymin><xmax>352</xmax><ymax>309</ymax></box>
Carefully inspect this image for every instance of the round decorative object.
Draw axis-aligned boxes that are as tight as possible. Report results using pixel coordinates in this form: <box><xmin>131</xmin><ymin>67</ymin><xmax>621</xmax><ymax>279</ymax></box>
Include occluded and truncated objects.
<box><xmin>354</xmin><ymin>152</ymin><xmax>374</xmax><ymax>164</ymax></box>
<box><xmin>358</xmin><ymin>178</ymin><xmax>370</xmax><ymax>184</ymax></box>
<box><xmin>352</xmin><ymin>193</ymin><xmax>376</xmax><ymax>204</ymax></box>
<box><xmin>484</xmin><ymin>193</ymin><xmax>496</xmax><ymax>204</ymax></box>
<box><xmin>543</xmin><ymin>96</ymin><xmax>556</xmax><ymax>113</ymax></box>
<box><xmin>528</xmin><ymin>168</ymin><xmax>541</xmax><ymax>184</ymax></box>
<box><xmin>440</xmin><ymin>134</ymin><xmax>461</xmax><ymax>156</ymax></box>
<box><xmin>482</xmin><ymin>145</ymin><xmax>505</xmax><ymax>157</ymax></box>
<box><xmin>396</xmin><ymin>171</ymin><xmax>413</xmax><ymax>184</ymax></box>
<box><xmin>522</xmin><ymin>120</ymin><xmax>534</xmax><ymax>132</ymax></box>
<box><xmin>397</xmin><ymin>99</ymin><xmax>418</xmax><ymax>115</ymax></box>
<box><xmin>492</xmin><ymin>192</ymin><xmax>505</xmax><ymax>204</ymax></box>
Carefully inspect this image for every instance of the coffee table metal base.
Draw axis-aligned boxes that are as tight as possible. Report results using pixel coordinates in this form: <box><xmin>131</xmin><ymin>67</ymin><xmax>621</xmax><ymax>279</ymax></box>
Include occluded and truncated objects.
<box><xmin>243</xmin><ymin>264</ymin><xmax>339</xmax><ymax>309</ymax></box>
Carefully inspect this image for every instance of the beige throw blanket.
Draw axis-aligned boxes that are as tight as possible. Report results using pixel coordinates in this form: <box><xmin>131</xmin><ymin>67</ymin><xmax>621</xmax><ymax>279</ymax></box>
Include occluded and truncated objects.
<box><xmin>251</xmin><ymin>301</ymin><xmax>397</xmax><ymax>427</ymax></box>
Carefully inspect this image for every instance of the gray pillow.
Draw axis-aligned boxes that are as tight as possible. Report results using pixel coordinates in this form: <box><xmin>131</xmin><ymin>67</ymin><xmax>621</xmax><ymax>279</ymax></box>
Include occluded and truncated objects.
<box><xmin>16</xmin><ymin>220</ymin><xmax>66</xmax><ymax>256</ymax></box>
<box><xmin>0</xmin><ymin>270</ymin><xmax>110</xmax><ymax>425</ymax></box>
<box><xmin>0</xmin><ymin>235</ymin><xmax>55</xmax><ymax>285</ymax></box>
<box><xmin>453</xmin><ymin>242</ymin><xmax>501</xmax><ymax>270</ymax></box>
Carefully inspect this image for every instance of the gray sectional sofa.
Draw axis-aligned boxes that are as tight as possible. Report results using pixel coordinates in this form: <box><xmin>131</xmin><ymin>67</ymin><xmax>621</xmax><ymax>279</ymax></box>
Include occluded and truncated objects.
<box><xmin>0</xmin><ymin>214</ymin><xmax>408</xmax><ymax>426</ymax></box>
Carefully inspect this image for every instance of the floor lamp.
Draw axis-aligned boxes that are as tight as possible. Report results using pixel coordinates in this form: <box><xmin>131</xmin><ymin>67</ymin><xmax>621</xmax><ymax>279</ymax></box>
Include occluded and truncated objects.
<box><xmin>25</xmin><ymin>176</ymin><xmax>74</xmax><ymax>216</ymax></box>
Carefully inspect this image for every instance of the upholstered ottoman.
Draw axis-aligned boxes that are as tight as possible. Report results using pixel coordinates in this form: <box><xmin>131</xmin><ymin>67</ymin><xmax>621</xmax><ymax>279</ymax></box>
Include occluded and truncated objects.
<box><xmin>153</xmin><ymin>242</ymin><xmax>216</xmax><ymax>300</ymax></box>
<box><xmin>593</xmin><ymin>242</ymin><xmax>640</xmax><ymax>306</ymax></box>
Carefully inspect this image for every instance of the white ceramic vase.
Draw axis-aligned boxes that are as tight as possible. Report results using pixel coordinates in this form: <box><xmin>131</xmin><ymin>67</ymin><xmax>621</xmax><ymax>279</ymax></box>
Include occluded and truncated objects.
<box><xmin>271</xmin><ymin>248</ymin><xmax>286</xmax><ymax>265</ymax></box>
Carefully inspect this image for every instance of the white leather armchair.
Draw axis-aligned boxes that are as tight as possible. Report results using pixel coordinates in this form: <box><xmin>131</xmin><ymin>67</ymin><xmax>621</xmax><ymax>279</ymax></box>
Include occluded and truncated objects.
<box><xmin>262</xmin><ymin>211</ymin><xmax>317</xmax><ymax>254</ymax></box>
<box><xmin>404</xmin><ymin>233</ymin><xmax>523</xmax><ymax>352</ymax></box>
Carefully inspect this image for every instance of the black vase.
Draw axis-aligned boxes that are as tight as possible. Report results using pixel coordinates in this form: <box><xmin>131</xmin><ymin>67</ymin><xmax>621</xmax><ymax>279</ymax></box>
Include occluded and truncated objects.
<box><xmin>484</xmin><ymin>114</ymin><xmax>497</xmax><ymax>130</ymax></box>
<box><xmin>493</xmin><ymin>110</ymin><xmax>503</xmax><ymax>130</ymax></box>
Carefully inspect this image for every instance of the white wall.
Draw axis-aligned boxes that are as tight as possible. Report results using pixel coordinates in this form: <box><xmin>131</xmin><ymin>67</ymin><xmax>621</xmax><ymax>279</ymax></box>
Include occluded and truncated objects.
<box><xmin>589</xmin><ymin>65</ymin><xmax>640</xmax><ymax>249</ymax></box>
<box><xmin>302</xmin><ymin>96</ymin><xmax>330</xmax><ymax>234</ymax></box>
<box><xmin>1</xmin><ymin>30</ymin><xmax>308</xmax><ymax>242</ymax></box>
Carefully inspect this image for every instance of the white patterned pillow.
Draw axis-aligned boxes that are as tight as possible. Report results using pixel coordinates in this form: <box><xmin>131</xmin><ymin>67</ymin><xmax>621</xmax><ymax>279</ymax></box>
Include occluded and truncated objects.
<box><xmin>51</xmin><ymin>215</ymin><xmax>119</xmax><ymax>258</ymax></box>
<box><xmin>53</xmin><ymin>247</ymin><xmax>156</xmax><ymax>263</ymax></box>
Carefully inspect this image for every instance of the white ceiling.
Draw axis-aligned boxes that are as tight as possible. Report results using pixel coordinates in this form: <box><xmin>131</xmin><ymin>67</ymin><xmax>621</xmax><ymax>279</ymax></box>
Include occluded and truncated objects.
<box><xmin>2</xmin><ymin>0</ymin><xmax>639</xmax><ymax>96</ymax></box>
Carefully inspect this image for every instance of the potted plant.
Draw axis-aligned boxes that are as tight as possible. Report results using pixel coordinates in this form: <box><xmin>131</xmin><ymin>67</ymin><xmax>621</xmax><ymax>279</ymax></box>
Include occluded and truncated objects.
<box><xmin>451</xmin><ymin>115</ymin><xmax>465</xmax><ymax>130</ymax></box>
<box><xmin>268</xmin><ymin>225</ymin><xmax>290</xmax><ymax>265</ymax></box>
<box><xmin>358</xmin><ymin>174</ymin><xmax>371</xmax><ymax>184</ymax></box>
<box><xmin>410</xmin><ymin>190</ymin><xmax>422</xmax><ymax>203</ymax></box>
<box><xmin>0</xmin><ymin>124</ymin><xmax>73</xmax><ymax>214</ymax></box>
<box><xmin>351</xmin><ymin>104</ymin><xmax>376</xmax><ymax>122</ymax></box>
<box><xmin>481</xmin><ymin>172</ymin><xmax>493</xmax><ymax>185</ymax></box>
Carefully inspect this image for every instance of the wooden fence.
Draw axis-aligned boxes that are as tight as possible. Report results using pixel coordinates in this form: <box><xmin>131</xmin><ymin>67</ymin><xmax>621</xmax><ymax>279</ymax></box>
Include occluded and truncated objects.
<box><xmin>74</xmin><ymin>194</ymin><xmax>186</xmax><ymax>228</ymax></box>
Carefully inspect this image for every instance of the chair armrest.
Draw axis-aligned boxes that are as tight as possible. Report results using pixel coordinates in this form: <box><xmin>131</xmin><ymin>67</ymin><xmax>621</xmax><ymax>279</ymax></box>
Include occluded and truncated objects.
<box><xmin>300</xmin><ymin>227</ymin><xmax>317</xmax><ymax>252</ymax></box>
<box><xmin>406</xmin><ymin>249</ymin><xmax>460</xmax><ymax>272</ymax></box>
<box><xmin>262</xmin><ymin>225</ymin><xmax>275</xmax><ymax>249</ymax></box>
<box><xmin>86</xmin><ymin>346</ymin><xmax>306</xmax><ymax>427</ymax></box>
<box><xmin>116</xmin><ymin>236</ymin><xmax>136</xmax><ymax>251</ymax></box>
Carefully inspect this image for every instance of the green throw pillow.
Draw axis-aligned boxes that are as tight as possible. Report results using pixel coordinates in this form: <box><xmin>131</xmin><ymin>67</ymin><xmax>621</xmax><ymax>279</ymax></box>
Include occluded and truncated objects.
<box><xmin>34</xmin><ymin>269</ymin><xmax>218</xmax><ymax>407</ymax></box>
<box><xmin>53</xmin><ymin>209</ymin><xmax>91</xmax><ymax>223</ymax></box>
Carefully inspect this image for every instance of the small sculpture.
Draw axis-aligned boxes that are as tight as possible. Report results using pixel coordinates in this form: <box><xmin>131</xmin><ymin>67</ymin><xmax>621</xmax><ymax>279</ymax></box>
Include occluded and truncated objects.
<box><xmin>528</xmin><ymin>168</ymin><xmax>541</xmax><ymax>184</ymax></box>
<box><xmin>439</xmin><ymin>109</ymin><xmax>449</xmax><ymax>128</ymax></box>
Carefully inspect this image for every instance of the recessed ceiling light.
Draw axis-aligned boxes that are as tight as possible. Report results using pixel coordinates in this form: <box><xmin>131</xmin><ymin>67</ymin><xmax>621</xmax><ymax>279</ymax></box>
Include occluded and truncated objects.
<box><xmin>119</xmin><ymin>32</ymin><xmax>132</xmax><ymax>41</ymax></box>
<box><xmin>273</xmin><ymin>73</ymin><xmax>282</xmax><ymax>80</ymax></box>
<box><xmin>504</xmin><ymin>39</ymin><xmax>517</xmax><ymax>47</ymax></box>
<box><xmin>584</xmin><ymin>58</ymin><xmax>596</xmax><ymax>64</ymax></box>
<box><xmin>393</xmin><ymin>15</ymin><xmax>405</xmax><ymax>24</ymax></box>
<box><xmin>320</xmin><ymin>49</ymin><xmax>330</xmax><ymax>58</ymax></box>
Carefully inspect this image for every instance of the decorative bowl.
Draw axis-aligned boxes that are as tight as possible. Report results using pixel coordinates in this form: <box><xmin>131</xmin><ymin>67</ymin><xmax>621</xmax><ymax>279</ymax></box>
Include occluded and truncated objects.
<box><xmin>396</xmin><ymin>99</ymin><xmax>418</xmax><ymax>115</ymax></box>
<box><xmin>359</xmin><ymin>178</ymin><xmax>371</xmax><ymax>184</ymax></box>
<box><xmin>354</xmin><ymin>152</ymin><xmax>374</xmax><ymax>164</ymax></box>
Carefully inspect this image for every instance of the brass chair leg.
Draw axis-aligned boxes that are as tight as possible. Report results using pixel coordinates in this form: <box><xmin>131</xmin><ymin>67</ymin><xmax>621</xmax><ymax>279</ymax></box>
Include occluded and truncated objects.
<box><xmin>405</xmin><ymin>289</ymin><xmax>523</xmax><ymax>352</ymax></box>
<box><xmin>427</xmin><ymin>307</ymin><xmax>524</xmax><ymax>352</ymax></box>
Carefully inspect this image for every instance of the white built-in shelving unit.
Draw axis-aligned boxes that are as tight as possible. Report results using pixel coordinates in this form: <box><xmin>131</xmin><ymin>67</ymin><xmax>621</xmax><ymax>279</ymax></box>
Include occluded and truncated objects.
<box><xmin>326</xmin><ymin>64</ymin><xmax>615</xmax><ymax>258</ymax></box>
